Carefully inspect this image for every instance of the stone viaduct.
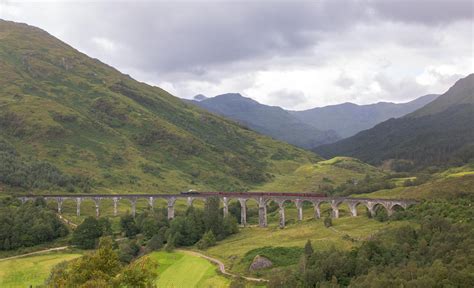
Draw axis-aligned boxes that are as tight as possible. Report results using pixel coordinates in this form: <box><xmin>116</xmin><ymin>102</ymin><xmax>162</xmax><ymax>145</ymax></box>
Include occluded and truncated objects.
<box><xmin>18</xmin><ymin>192</ymin><xmax>417</xmax><ymax>228</ymax></box>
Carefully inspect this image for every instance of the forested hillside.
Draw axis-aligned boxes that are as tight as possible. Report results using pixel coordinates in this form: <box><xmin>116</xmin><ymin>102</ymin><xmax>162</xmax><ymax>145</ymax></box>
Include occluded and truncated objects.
<box><xmin>0</xmin><ymin>20</ymin><xmax>318</xmax><ymax>194</ymax></box>
<box><xmin>315</xmin><ymin>74</ymin><xmax>474</xmax><ymax>170</ymax></box>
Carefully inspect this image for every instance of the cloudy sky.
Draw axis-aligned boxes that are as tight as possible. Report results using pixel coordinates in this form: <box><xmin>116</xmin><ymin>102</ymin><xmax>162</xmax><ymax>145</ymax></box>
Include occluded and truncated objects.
<box><xmin>1</xmin><ymin>0</ymin><xmax>473</xmax><ymax>109</ymax></box>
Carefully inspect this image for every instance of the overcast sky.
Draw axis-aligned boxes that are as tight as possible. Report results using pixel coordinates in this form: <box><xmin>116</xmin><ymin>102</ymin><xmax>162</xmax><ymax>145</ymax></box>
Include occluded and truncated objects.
<box><xmin>1</xmin><ymin>0</ymin><xmax>473</xmax><ymax>109</ymax></box>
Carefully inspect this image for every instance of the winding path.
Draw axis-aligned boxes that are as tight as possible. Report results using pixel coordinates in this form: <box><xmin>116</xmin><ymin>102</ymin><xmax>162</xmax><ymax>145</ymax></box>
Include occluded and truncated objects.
<box><xmin>178</xmin><ymin>249</ymin><xmax>269</xmax><ymax>283</ymax></box>
<box><xmin>0</xmin><ymin>246</ymin><xmax>70</xmax><ymax>262</ymax></box>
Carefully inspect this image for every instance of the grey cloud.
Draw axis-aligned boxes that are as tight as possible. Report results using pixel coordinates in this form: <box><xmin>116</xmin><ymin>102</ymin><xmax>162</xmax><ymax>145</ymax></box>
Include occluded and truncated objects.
<box><xmin>268</xmin><ymin>89</ymin><xmax>307</xmax><ymax>109</ymax></box>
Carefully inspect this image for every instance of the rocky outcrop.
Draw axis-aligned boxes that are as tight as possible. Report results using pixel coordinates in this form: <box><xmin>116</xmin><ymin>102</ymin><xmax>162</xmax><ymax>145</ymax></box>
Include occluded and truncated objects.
<box><xmin>249</xmin><ymin>255</ymin><xmax>273</xmax><ymax>271</ymax></box>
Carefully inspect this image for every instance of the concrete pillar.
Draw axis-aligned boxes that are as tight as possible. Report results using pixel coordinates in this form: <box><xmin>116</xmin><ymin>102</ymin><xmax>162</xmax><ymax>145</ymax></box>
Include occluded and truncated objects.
<box><xmin>57</xmin><ymin>198</ymin><xmax>63</xmax><ymax>214</ymax></box>
<box><xmin>258</xmin><ymin>197</ymin><xmax>267</xmax><ymax>228</ymax></box>
<box><xmin>113</xmin><ymin>197</ymin><xmax>119</xmax><ymax>216</ymax></box>
<box><xmin>278</xmin><ymin>201</ymin><xmax>285</xmax><ymax>228</ymax></box>
<box><xmin>366</xmin><ymin>202</ymin><xmax>376</xmax><ymax>217</ymax></box>
<box><xmin>222</xmin><ymin>197</ymin><xmax>229</xmax><ymax>217</ymax></box>
<box><xmin>148</xmin><ymin>197</ymin><xmax>155</xmax><ymax>209</ymax></box>
<box><xmin>348</xmin><ymin>202</ymin><xmax>358</xmax><ymax>217</ymax></box>
<box><xmin>93</xmin><ymin>198</ymin><xmax>101</xmax><ymax>218</ymax></box>
<box><xmin>386</xmin><ymin>204</ymin><xmax>394</xmax><ymax>216</ymax></box>
<box><xmin>76</xmin><ymin>197</ymin><xmax>81</xmax><ymax>217</ymax></box>
<box><xmin>313</xmin><ymin>201</ymin><xmax>321</xmax><ymax>219</ymax></box>
<box><xmin>331</xmin><ymin>200</ymin><xmax>339</xmax><ymax>219</ymax></box>
<box><xmin>187</xmin><ymin>197</ymin><xmax>194</xmax><ymax>207</ymax></box>
<box><xmin>295</xmin><ymin>199</ymin><xmax>303</xmax><ymax>221</ymax></box>
<box><xmin>167</xmin><ymin>197</ymin><xmax>176</xmax><ymax>220</ymax></box>
<box><xmin>238</xmin><ymin>198</ymin><xmax>247</xmax><ymax>226</ymax></box>
<box><xmin>131</xmin><ymin>198</ymin><xmax>137</xmax><ymax>217</ymax></box>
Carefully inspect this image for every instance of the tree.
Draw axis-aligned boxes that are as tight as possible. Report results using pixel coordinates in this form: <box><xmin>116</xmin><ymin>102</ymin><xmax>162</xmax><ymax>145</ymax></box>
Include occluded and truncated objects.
<box><xmin>114</xmin><ymin>257</ymin><xmax>157</xmax><ymax>288</ymax></box>
<box><xmin>164</xmin><ymin>234</ymin><xmax>176</xmax><ymax>252</ymax></box>
<box><xmin>197</xmin><ymin>230</ymin><xmax>216</xmax><ymax>250</ymax></box>
<box><xmin>304</xmin><ymin>240</ymin><xmax>314</xmax><ymax>257</ymax></box>
<box><xmin>71</xmin><ymin>217</ymin><xmax>103</xmax><ymax>249</ymax></box>
<box><xmin>324</xmin><ymin>216</ymin><xmax>332</xmax><ymax>228</ymax></box>
<box><xmin>203</xmin><ymin>197</ymin><xmax>223</xmax><ymax>238</ymax></box>
<box><xmin>49</xmin><ymin>237</ymin><xmax>122</xmax><ymax>286</ymax></box>
<box><xmin>120</xmin><ymin>214</ymin><xmax>139</xmax><ymax>237</ymax></box>
<box><xmin>146</xmin><ymin>234</ymin><xmax>164</xmax><ymax>252</ymax></box>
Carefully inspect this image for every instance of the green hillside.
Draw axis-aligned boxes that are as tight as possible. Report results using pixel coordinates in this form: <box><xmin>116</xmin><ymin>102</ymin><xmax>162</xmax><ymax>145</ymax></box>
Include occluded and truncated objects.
<box><xmin>315</xmin><ymin>74</ymin><xmax>474</xmax><ymax>170</ymax></box>
<box><xmin>255</xmin><ymin>156</ymin><xmax>385</xmax><ymax>193</ymax></box>
<box><xmin>0</xmin><ymin>20</ymin><xmax>319</xmax><ymax>194</ymax></box>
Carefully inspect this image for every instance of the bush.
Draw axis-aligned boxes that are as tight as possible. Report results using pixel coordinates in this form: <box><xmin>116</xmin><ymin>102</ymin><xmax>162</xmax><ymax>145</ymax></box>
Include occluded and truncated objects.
<box><xmin>324</xmin><ymin>216</ymin><xmax>332</xmax><ymax>228</ymax></box>
<box><xmin>197</xmin><ymin>230</ymin><xmax>216</xmax><ymax>250</ymax></box>
<box><xmin>71</xmin><ymin>217</ymin><xmax>109</xmax><ymax>249</ymax></box>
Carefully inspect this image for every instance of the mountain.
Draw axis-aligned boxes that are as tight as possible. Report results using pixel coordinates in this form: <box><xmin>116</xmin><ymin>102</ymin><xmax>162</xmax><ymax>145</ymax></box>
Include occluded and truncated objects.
<box><xmin>291</xmin><ymin>94</ymin><xmax>438</xmax><ymax>138</ymax></box>
<box><xmin>0</xmin><ymin>20</ymin><xmax>319</xmax><ymax>194</ymax></box>
<box><xmin>193</xmin><ymin>94</ymin><xmax>208</xmax><ymax>101</ymax></box>
<box><xmin>315</xmin><ymin>74</ymin><xmax>474</xmax><ymax>169</ymax></box>
<box><xmin>189</xmin><ymin>93</ymin><xmax>340</xmax><ymax>148</ymax></box>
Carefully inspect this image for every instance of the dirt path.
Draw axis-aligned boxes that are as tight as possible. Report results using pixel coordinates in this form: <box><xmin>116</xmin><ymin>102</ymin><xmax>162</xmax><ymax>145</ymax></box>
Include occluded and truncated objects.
<box><xmin>0</xmin><ymin>246</ymin><xmax>70</xmax><ymax>262</ymax></box>
<box><xmin>178</xmin><ymin>249</ymin><xmax>269</xmax><ymax>283</ymax></box>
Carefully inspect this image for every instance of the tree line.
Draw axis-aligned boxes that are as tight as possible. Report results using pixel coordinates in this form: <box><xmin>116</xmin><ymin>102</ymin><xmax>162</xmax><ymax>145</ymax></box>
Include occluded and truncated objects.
<box><xmin>0</xmin><ymin>199</ymin><xmax>68</xmax><ymax>250</ymax></box>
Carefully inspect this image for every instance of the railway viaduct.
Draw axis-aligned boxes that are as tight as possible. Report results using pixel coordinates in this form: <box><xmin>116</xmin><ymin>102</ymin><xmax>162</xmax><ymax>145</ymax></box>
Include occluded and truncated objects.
<box><xmin>18</xmin><ymin>192</ymin><xmax>417</xmax><ymax>228</ymax></box>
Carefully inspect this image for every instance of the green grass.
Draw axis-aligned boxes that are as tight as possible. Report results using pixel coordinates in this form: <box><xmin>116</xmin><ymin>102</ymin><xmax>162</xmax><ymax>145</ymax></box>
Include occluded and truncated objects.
<box><xmin>146</xmin><ymin>251</ymin><xmax>230</xmax><ymax>288</ymax></box>
<box><xmin>0</xmin><ymin>252</ymin><xmax>81</xmax><ymax>287</ymax></box>
<box><xmin>205</xmin><ymin>214</ymin><xmax>412</xmax><ymax>276</ymax></box>
<box><xmin>255</xmin><ymin>157</ymin><xmax>385</xmax><ymax>192</ymax></box>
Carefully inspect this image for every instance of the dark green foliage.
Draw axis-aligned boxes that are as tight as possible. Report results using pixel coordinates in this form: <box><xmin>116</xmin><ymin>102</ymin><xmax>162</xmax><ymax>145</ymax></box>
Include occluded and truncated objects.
<box><xmin>124</xmin><ymin>204</ymin><xmax>238</xmax><ymax>250</ymax></box>
<box><xmin>71</xmin><ymin>216</ymin><xmax>109</xmax><ymax>249</ymax></box>
<box><xmin>118</xmin><ymin>239</ymin><xmax>141</xmax><ymax>263</ymax></box>
<box><xmin>304</xmin><ymin>240</ymin><xmax>313</xmax><ymax>257</ymax></box>
<box><xmin>0</xmin><ymin>200</ymin><xmax>68</xmax><ymax>250</ymax></box>
<box><xmin>324</xmin><ymin>216</ymin><xmax>332</xmax><ymax>228</ymax></box>
<box><xmin>242</xmin><ymin>246</ymin><xmax>303</xmax><ymax>268</ymax></box>
<box><xmin>146</xmin><ymin>234</ymin><xmax>164</xmax><ymax>252</ymax></box>
<box><xmin>391</xmin><ymin>197</ymin><xmax>474</xmax><ymax>224</ymax></box>
<box><xmin>47</xmin><ymin>236</ymin><xmax>157</xmax><ymax>287</ymax></box>
<box><xmin>196</xmin><ymin>230</ymin><xmax>216</xmax><ymax>250</ymax></box>
<box><xmin>120</xmin><ymin>214</ymin><xmax>140</xmax><ymax>237</ymax></box>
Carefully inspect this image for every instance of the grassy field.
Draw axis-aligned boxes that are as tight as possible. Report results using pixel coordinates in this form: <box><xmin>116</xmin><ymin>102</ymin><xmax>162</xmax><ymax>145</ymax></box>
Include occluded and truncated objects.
<box><xmin>0</xmin><ymin>252</ymin><xmax>81</xmax><ymax>287</ymax></box>
<box><xmin>146</xmin><ymin>251</ymin><xmax>230</xmax><ymax>288</ymax></box>
<box><xmin>205</xmin><ymin>215</ymin><xmax>412</xmax><ymax>276</ymax></box>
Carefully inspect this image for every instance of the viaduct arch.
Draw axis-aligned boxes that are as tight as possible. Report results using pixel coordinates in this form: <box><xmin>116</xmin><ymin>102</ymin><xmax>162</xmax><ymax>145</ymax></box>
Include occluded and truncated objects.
<box><xmin>18</xmin><ymin>192</ymin><xmax>417</xmax><ymax>228</ymax></box>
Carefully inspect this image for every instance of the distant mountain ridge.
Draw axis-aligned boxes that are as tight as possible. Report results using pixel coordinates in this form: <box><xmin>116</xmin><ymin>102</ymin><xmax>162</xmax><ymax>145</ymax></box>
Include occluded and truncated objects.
<box><xmin>315</xmin><ymin>74</ymin><xmax>474</xmax><ymax>169</ymax></box>
<box><xmin>188</xmin><ymin>92</ymin><xmax>438</xmax><ymax>148</ymax></box>
<box><xmin>291</xmin><ymin>94</ymin><xmax>438</xmax><ymax>138</ymax></box>
<box><xmin>188</xmin><ymin>93</ymin><xmax>340</xmax><ymax>149</ymax></box>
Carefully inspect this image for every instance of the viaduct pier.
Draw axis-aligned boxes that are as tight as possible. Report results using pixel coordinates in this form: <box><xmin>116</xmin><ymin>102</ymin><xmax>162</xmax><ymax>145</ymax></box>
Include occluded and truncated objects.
<box><xmin>18</xmin><ymin>192</ymin><xmax>417</xmax><ymax>228</ymax></box>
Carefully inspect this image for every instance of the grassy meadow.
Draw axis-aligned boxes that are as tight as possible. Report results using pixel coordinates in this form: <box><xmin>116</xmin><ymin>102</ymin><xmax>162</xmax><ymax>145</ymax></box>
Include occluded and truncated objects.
<box><xmin>0</xmin><ymin>252</ymin><xmax>81</xmax><ymax>287</ymax></box>
<box><xmin>205</xmin><ymin>214</ymin><xmax>413</xmax><ymax>276</ymax></box>
<box><xmin>145</xmin><ymin>251</ymin><xmax>230</xmax><ymax>288</ymax></box>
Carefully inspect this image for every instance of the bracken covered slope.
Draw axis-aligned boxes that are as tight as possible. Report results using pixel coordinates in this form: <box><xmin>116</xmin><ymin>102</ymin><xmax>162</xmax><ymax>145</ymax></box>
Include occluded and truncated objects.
<box><xmin>0</xmin><ymin>20</ymin><xmax>319</xmax><ymax>194</ymax></box>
